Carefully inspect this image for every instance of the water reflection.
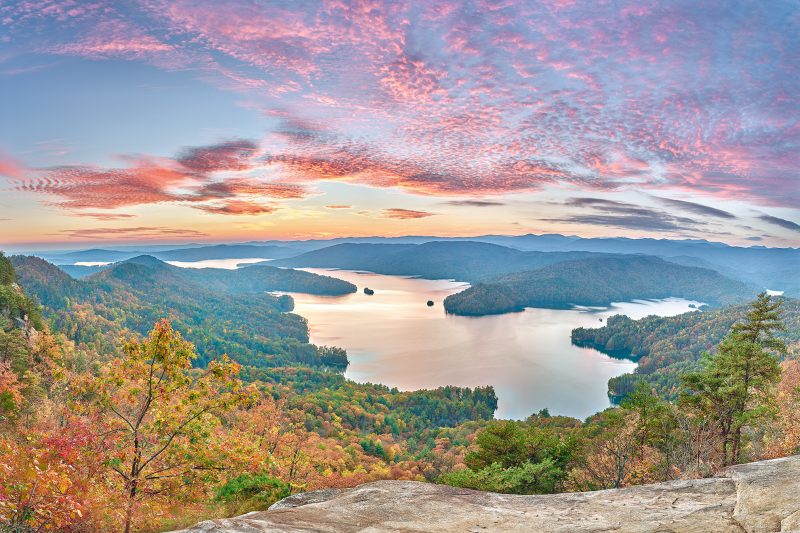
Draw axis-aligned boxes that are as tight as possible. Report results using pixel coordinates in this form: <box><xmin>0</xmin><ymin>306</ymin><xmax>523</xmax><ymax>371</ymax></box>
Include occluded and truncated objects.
<box><xmin>288</xmin><ymin>268</ymin><xmax>703</xmax><ymax>420</ymax></box>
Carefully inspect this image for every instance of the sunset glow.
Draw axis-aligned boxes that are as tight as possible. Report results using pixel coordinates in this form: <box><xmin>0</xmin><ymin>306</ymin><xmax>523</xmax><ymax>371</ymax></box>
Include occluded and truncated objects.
<box><xmin>1</xmin><ymin>0</ymin><xmax>798</xmax><ymax>248</ymax></box>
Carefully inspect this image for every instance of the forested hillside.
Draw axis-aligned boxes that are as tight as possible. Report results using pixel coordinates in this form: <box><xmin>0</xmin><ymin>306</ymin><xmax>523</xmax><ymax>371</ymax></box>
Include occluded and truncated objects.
<box><xmin>572</xmin><ymin>298</ymin><xmax>800</xmax><ymax>400</ymax></box>
<box><xmin>0</xmin><ymin>252</ymin><xmax>500</xmax><ymax>531</ymax></box>
<box><xmin>154</xmin><ymin>244</ymin><xmax>297</xmax><ymax>261</ymax></box>
<box><xmin>10</xmin><ymin>255</ymin><xmax>352</xmax><ymax>368</ymax></box>
<box><xmin>475</xmin><ymin>234</ymin><xmax>800</xmax><ymax>296</ymax></box>
<box><xmin>269</xmin><ymin>241</ymin><xmax>603</xmax><ymax>282</ymax></box>
<box><xmin>443</xmin><ymin>255</ymin><xmax>754</xmax><ymax>315</ymax></box>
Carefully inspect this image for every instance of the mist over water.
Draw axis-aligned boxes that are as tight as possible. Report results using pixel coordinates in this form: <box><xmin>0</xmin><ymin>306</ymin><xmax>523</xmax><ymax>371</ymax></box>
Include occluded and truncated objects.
<box><xmin>288</xmin><ymin>268</ymin><xmax>703</xmax><ymax>420</ymax></box>
<box><xmin>164</xmin><ymin>258</ymin><xmax>273</xmax><ymax>269</ymax></box>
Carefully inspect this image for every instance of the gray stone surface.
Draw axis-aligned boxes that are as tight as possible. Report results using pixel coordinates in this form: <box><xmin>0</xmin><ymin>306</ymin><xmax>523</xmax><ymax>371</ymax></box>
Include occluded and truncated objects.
<box><xmin>174</xmin><ymin>455</ymin><xmax>800</xmax><ymax>533</ymax></box>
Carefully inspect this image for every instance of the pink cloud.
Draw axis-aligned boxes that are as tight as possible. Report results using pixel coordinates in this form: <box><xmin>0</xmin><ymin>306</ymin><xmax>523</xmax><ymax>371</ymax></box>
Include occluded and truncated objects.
<box><xmin>177</xmin><ymin>139</ymin><xmax>259</xmax><ymax>172</ymax></box>
<box><xmin>13</xmin><ymin>140</ymin><xmax>307</xmax><ymax>214</ymax></box>
<box><xmin>45</xmin><ymin>18</ymin><xmax>176</xmax><ymax>62</ymax></box>
<box><xmin>70</xmin><ymin>212</ymin><xmax>136</xmax><ymax>220</ymax></box>
<box><xmin>58</xmin><ymin>226</ymin><xmax>207</xmax><ymax>240</ymax></box>
<box><xmin>3</xmin><ymin>0</ymin><xmax>797</xmax><ymax>214</ymax></box>
<box><xmin>382</xmin><ymin>208</ymin><xmax>436</xmax><ymax>219</ymax></box>
<box><xmin>194</xmin><ymin>200</ymin><xmax>275</xmax><ymax>215</ymax></box>
<box><xmin>0</xmin><ymin>149</ymin><xmax>25</xmax><ymax>179</ymax></box>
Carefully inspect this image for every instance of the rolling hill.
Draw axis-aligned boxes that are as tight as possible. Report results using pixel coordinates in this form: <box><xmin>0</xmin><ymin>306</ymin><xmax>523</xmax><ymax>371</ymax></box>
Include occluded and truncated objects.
<box><xmin>10</xmin><ymin>255</ymin><xmax>354</xmax><ymax>369</ymax></box>
<box><xmin>443</xmin><ymin>255</ymin><xmax>755</xmax><ymax>316</ymax></box>
<box><xmin>571</xmin><ymin>297</ymin><xmax>800</xmax><ymax>401</ymax></box>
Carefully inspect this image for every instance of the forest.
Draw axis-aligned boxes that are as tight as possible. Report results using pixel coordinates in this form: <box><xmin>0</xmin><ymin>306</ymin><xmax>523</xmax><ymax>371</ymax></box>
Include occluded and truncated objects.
<box><xmin>2</xmin><ymin>250</ymin><xmax>799</xmax><ymax>532</ymax></box>
<box><xmin>443</xmin><ymin>255</ymin><xmax>754</xmax><ymax>316</ymax></box>
<box><xmin>572</xmin><ymin>298</ymin><xmax>800</xmax><ymax>401</ymax></box>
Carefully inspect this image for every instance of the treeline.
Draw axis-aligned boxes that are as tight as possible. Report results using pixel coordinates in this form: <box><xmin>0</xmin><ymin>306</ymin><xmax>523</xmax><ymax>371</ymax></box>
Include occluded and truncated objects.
<box><xmin>173</xmin><ymin>261</ymin><xmax>357</xmax><ymax>296</ymax></box>
<box><xmin>443</xmin><ymin>255</ymin><xmax>754</xmax><ymax>316</ymax></box>
<box><xmin>59</xmin><ymin>254</ymin><xmax>357</xmax><ymax>296</ymax></box>
<box><xmin>244</xmin><ymin>365</ymin><xmax>497</xmax><ymax>436</ymax></box>
<box><xmin>438</xmin><ymin>294</ymin><xmax>799</xmax><ymax>494</ymax></box>
<box><xmin>571</xmin><ymin>297</ymin><xmax>800</xmax><ymax>400</ymax></box>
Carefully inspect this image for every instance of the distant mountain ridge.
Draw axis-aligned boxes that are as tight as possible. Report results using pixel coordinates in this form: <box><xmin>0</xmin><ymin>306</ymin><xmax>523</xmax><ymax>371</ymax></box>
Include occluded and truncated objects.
<box><xmin>40</xmin><ymin>244</ymin><xmax>297</xmax><ymax>266</ymax></box>
<box><xmin>269</xmin><ymin>241</ymin><xmax>607</xmax><ymax>282</ymax></box>
<box><xmin>442</xmin><ymin>255</ymin><xmax>755</xmax><ymax>316</ymax></box>
<box><xmin>22</xmin><ymin>233</ymin><xmax>799</xmax><ymax>296</ymax></box>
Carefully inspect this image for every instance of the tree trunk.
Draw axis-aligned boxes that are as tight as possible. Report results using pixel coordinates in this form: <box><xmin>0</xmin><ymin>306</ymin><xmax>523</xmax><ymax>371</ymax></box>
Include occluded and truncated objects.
<box><xmin>124</xmin><ymin>479</ymin><xmax>137</xmax><ymax>533</ymax></box>
<box><xmin>125</xmin><ymin>434</ymin><xmax>141</xmax><ymax>533</ymax></box>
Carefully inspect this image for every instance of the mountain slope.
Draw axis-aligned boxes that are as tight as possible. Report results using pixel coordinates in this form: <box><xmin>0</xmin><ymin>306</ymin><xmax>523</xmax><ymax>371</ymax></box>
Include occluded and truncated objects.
<box><xmin>118</xmin><ymin>255</ymin><xmax>357</xmax><ymax>296</ymax></box>
<box><xmin>10</xmin><ymin>255</ymin><xmax>348</xmax><ymax>369</ymax></box>
<box><xmin>443</xmin><ymin>255</ymin><xmax>755</xmax><ymax>316</ymax></box>
<box><xmin>470</xmin><ymin>234</ymin><xmax>800</xmax><ymax>296</ymax></box>
<box><xmin>43</xmin><ymin>244</ymin><xmax>298</xmax><ymax>266</ymax></box>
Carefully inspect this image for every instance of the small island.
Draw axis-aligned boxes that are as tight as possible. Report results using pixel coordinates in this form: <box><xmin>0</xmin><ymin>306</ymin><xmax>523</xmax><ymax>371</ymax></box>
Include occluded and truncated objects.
<box><xmin>364</xmin><ymin>287</ymin><xmax>375</xmax><ymax>295</ymax></box>
<box><xmin>427</xmin><ymin>300</ymin><xmax>434</xmax><ymax>307</ymax></box>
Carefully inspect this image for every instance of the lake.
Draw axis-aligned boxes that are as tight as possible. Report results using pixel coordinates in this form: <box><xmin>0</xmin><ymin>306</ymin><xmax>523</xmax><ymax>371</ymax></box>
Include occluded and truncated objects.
<box><xmin>287</xmin><ymin>268</ymin><xmax>703</xmax><ymax>420</ymax></box>
<box><xmin>71</xmin><ymin>257</ymin><xmax>703</xmax><ymax>419</ymax></box>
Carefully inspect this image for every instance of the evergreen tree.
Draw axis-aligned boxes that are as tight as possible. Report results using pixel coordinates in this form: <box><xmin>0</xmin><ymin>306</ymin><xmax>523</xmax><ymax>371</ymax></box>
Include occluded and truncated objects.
<box><xmin>680</xmin><ymin>293</ymin><xmax>786</xmax><ymax>466</ymax></box>
<box><xmin>0</xmin><ymin>252</ymin><xmax>16</xmax><ymax>286</ymax></box>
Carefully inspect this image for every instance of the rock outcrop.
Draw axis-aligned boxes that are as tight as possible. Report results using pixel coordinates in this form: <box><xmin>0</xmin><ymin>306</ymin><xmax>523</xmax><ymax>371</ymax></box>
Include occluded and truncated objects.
<box><xmin>176</xmin><ymin>455</ymin><xmax>800</xmax><ymax>532</ymax></box>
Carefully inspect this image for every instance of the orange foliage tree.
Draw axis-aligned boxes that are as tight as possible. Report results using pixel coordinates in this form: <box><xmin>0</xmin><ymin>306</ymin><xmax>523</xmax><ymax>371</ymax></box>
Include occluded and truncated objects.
<box><xmin>80</xmin><ymin>320</ymin><xmax>252</xmax><ymax>533</ymax></box>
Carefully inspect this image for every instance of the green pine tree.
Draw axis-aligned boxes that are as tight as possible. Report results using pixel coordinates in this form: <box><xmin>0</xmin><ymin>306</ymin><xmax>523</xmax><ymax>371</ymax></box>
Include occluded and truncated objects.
<box><xmin>680</xmin><ymin>292</ymin><xmax>786</xmax><ymax>466</ymax></box>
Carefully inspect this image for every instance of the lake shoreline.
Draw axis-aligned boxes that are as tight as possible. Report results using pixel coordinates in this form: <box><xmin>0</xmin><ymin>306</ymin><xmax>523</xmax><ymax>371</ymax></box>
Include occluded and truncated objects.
<box><xmin>286</xmin><ymin>267</ymin><xmax>702</xmax><ymax>420</ymax></box>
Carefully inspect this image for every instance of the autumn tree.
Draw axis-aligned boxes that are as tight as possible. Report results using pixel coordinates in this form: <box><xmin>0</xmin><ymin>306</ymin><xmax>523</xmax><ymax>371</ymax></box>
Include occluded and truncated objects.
<box><xmin>570</xmin><ymin>409</ymin><xmax>640</xmax><ymax>489</ymax></box>
<box><xmin>83</xmin><ymin>320</ymin><xmax>251</xmax><ymax>533</ymax></box>
<box><xmin>764</xmin><ymin>357</ymin><xmax>800</xmax><ymax>457</ymax></box>
<box><xmin>680</xmin><ymin>293</ymin><xmax>785</xmax><ymax>466</ymax></box>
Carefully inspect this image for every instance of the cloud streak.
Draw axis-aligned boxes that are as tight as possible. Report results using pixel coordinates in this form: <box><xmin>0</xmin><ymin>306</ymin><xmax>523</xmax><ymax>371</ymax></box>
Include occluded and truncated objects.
<box><xmin>12</xmin><ymin>140</ymin><xmax>306</xmax><ymax>214</ymax></box>
<box><xmin>759</xmin><ymin>215</ymin><xmax>800</xmax><ymax>232</ymax></box>
<box><xmin>444</xmin><ymin>200</ymin><xmax>506</xmax><ymax>207</ymax></box>
<box><xmin>654</xmin><ymin>197</ymin><xmax>736</xmax><ymax>220</ymax></box>
<box><xmin>553</xmin><ymin>197</ymin><xmax>699</xmax><ymax>232</ymax></box>
<box><xmin>382</xmin><ymin>208</ymin><xmax>436</xmax><ymax>219</ymax></box>
<box><xmin>59</xmin><ymin>226</ymin><xmax>208</xmax><ymax>240</ymax></box>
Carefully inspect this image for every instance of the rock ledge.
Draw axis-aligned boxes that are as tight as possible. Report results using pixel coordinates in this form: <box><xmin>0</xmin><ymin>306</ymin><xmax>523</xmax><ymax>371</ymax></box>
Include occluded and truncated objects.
<box><xmin>176</xmin><ymin>455</ymin><xmax>800</xmax><ymax>532</ymax></box>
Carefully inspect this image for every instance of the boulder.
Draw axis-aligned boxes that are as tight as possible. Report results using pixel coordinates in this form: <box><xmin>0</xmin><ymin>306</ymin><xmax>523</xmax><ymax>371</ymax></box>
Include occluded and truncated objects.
<box><xmin>175</xmin><ymin>455</ymin><xmax>800</xmax><ymax>533</ymax></box>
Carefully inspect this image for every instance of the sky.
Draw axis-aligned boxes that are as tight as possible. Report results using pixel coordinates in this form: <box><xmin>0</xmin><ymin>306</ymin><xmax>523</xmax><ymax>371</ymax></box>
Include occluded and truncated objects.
<box><xmin>0</xmin><ymin>0</ymin><xmax>798</xmax><ymax>250</ymax></box>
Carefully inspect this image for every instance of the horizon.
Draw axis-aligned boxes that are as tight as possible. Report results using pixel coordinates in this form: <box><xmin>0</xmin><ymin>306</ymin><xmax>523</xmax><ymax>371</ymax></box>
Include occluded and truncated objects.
<box><xmin>4</xmin><ymin>231</ymin><xmax>798</xmax><ymax>255</ymax></box>
<box><xmin>2</xmin><ymin>1</ymin><xmax>799</xmax><ymax>248</ymax></box>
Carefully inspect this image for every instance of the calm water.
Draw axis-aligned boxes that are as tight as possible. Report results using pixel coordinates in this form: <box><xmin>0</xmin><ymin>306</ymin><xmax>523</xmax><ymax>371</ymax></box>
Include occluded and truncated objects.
<box><xmin>74</xmin><ymin>258</ymin><xmax>273</xmax><ymax>269</ymax></box>
<box><xmin>288</xmin><ymin>268</ymin><xmax>703</xmax><ymax>420</ymax></box>
<box><xmin>164</xmin><ymin>258</ymin><xmax>272</xmax><ymax>269</ymax></box>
